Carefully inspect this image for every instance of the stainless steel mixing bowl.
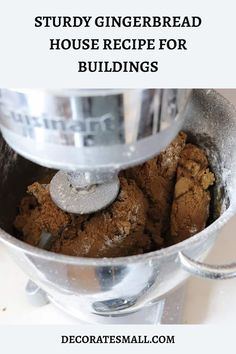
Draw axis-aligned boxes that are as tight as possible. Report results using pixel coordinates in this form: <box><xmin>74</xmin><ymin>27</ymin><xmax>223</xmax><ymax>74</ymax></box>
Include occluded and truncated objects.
<box><xmin>0</xmin><ymin>89</ymin><xmax>236</xmax><ymax>321</ymax></box>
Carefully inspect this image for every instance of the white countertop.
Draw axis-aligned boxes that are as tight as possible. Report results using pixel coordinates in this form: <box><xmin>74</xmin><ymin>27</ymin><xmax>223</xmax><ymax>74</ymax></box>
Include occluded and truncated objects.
<box><xmin>1</xmin><ymin>89</ymin><xmax>236</xmax><ymax>324</ymax></box>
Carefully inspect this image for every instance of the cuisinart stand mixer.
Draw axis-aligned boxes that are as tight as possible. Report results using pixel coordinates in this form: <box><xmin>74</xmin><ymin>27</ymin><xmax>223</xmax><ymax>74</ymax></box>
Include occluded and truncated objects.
<box><xmin>0</xmin><ymin>89</ymin><xmax>189</xmax><ymax>214</ymax></box>
<box><xmin>0</xmin><ymin>89</ymin><xmax>236</xmax><ymax>324</ymax></box>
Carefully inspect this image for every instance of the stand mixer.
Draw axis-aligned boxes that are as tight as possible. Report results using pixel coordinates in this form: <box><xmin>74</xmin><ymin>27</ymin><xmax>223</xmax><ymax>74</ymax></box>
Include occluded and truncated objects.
<box><xmin>0</xmin><ymin>89</ymin><xmax>236</xmax><ymax>324</ymax></box>
<box><xmin>0</xmin><ymin>89</ymin><xmax>190</xmax><ymax>214</ymax></box>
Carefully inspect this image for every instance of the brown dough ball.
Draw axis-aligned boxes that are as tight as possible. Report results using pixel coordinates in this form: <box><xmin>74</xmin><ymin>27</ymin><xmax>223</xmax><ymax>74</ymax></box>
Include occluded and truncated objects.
<box><xmin>51</xmin><ymin>177</ymin><xmax>151</xmax><ymax>257</ymax></box>
<box><xmin>14</xmin><ymin>183</ymin><xmax>72</xmax><ymax>246</ymax></box>
<box><xmin>170</xmin><ymin>144</ymin><xmax>215</xmax><ymax>243</ymax></box>
<box><xmin>14</xmin><ymin>132</ymin><xmax>215</xmax><ymax>257</ymax></box>
<box><xmin>125</xmin><ymin>132</ymin><xmax>187</xmax><ymax>246</ymax></box>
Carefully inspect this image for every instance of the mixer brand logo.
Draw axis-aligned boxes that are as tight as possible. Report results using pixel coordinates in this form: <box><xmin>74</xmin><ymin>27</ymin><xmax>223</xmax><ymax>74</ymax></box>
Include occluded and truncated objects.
<box><xmin>0</xmin><ymin>101</ymin><xmax>116</xmax><ymax>135</ymax></box>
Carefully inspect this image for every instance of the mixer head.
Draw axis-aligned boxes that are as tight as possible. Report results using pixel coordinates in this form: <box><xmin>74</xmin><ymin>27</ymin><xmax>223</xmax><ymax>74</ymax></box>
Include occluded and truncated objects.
<box><xmin>0</xmin><ymin>89</ymin><xmax>191</xmax><ymax>214</ymax></box>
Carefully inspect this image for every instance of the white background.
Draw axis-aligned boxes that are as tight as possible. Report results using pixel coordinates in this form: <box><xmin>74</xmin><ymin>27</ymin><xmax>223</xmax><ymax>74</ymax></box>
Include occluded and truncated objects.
<box><xmin>0</xmin><ymin>0</ymin><xmax>235</xmax><ymax>87</ymax></box>
<box><xmin>1</xmin><ymin>325</ymin><xmax>236</xmax><ymax>354</ymax></box>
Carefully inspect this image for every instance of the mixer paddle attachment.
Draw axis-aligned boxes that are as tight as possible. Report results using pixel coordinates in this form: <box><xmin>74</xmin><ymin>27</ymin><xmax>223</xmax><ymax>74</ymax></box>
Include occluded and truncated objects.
<box><xmin>49</xmin><ymin>170</ymin><xmax>120</xmax><ymax>214</ymax></box>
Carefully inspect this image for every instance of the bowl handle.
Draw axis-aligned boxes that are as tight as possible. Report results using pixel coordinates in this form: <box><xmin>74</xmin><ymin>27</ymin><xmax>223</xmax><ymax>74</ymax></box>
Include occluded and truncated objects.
<box><xmin>178</xmin><ymin>252</ymin><xmax>236</xmax><ymax>280</ymax></box>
